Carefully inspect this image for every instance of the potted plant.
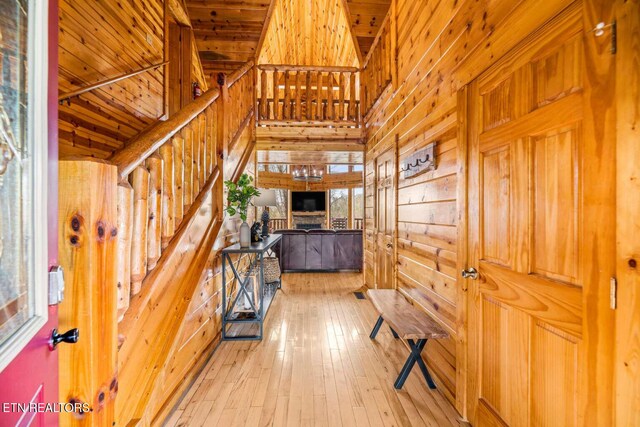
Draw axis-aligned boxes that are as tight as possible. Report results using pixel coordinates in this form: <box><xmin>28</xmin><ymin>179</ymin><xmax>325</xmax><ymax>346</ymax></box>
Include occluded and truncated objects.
<box><xmin>224</xmin><ymin>173</ymin><xmax>261</xmax><ymax>247</ymax></box>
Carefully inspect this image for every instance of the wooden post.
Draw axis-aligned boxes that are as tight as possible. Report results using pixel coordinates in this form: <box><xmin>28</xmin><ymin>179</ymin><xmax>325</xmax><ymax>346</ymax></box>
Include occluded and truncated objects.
<box><xmin>349</xmin><ymin>72</ymin><xmax>356</xmax><ymax>121</ymax></box>
<box><xmin>129</xmin><ymin>165</ymin><xmax>149</xmax><ymax>294</ymax></box>
<box><xmin>58</xmin><ymin>159</ymin><xmax>118</xmax><ymax>426</ymax></box>
<box><xmin>183</xmin><ymin>128</ymin><xmax>194</xmax><ymax>210</ymax></box>
<box><xmin>305</xmin><ymin>71</ymin><xmax>312</xmax><ymax>120</ymax></box>
<box><xmin>208</xmin><ymin>105</ymin><xmax>217</xmax><ymax>171</ymax></box>
<box><xmin>260</xmin><ymin>69</ymin><xmax>268</xmax><ymax>119</ymax></box>
<box><xmin>192</xmin><ymin>124</ymin><xmax>201</xmax><ymax>196</ymax></box>
<box><xmin>295</xmin><ymin>71</ymin><xmax>302</xmax><ymax>120</ymax></box>
<box><xmin>173</xmin><ymin>135</ymin><xmax>184</xmax><ymax>226</ymax></box>
<box><xmin>199</xmin><ymin>114</ymin><xmax>207</xmax><ymax>187</ymax></box>
<box><xmin>146</xmin><ymin>152</ymin><xmax>163</xmax><ymax>271</ymax></box>
<box><xmin>159</xmin><ymin>142</ymin><xmax>175</xmax><ymax>249</ymax></box>
<box><xmin>348</xmin><ymin>186</ymin><xmax>353</xmax><ymax>228</ymax></box>
<box><xmin>116</xmin><ymin>180</ymin><xmax>134</xmax><ymax>322</ymax></box>
<box><xmin>316</xmin><ymin>71</ymin><xmax>323</xmax><ymax>120</ymax></box>
<box><xmin>273</xmin><ymin>70</ymin><xmax>280</xmax><ymax>120</ymax></box>
<box><xmin>338</xmin><ymin>72</ymin><xmax>345</xmax><ymax>121</ymax></box>
<box><xmin>283</xmin><ymin>71</ymin><xmax>291</xmax><ymax>119</ymax></box>
<box><xmin>217</xmin><ymin>72</ymin><xmax>229</xmax><ymax>165</ymax></box>
<box><xmin>327</xmin><ymin>72</ymin><xmax>334</xmax><ymax>120</ymax></box>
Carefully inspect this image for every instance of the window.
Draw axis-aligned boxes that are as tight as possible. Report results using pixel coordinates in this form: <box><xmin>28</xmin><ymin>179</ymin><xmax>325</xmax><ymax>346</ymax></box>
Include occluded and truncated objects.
<box><xmin>329</xmin><ymin>189</ymin><xmax>348</xmax><ymax>229</ymax></box>
<box><xmin>328</xmin><ymin>164</ymin><xmax>348</xmax><ymax>174</ymax></box>
<box><xmin>257</xmin><ymin>164</ymin><xmax>288</xmax><ymax>173</ymax></box>
<box><xmin>352</xmin><ymin>164</ymin><xmax>363</xmax><ymax>172</ymax></box>
<box><xmin>269</xmin><ymin>189</ymin><xmax>289</xmax><ymax>219</ymax></box>
<box><xmin>0</xmin><ymin>0</ymin><xmax>49</xmax><ymax>371</ymax></box>
<box><xmin>352</xmin><ymin>187</ymin><xmax>364</xmax><ymax>228</ymax></box>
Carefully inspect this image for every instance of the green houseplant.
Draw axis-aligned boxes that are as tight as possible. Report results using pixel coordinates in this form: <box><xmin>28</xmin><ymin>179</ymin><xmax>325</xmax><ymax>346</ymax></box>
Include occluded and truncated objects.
<box><xmin>224</xmin><ymin>173</ymin><xmax>260</xmax><ymax>247</ymax></box>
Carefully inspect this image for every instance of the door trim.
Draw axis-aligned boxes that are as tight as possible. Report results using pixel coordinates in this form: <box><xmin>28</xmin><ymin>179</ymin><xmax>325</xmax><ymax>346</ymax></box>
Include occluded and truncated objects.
<box><xmin>0</xmin><ymin>0</ymin><xmax>50</xmax><ymax>373</ymax></box>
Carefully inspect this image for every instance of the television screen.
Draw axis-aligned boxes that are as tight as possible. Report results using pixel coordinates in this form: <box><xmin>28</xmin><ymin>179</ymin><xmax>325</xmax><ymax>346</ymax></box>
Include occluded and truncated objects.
<box><xmin>292</xmin><ymin>191</ymin><xmax>326</xmax><ymax>212</ymax></box>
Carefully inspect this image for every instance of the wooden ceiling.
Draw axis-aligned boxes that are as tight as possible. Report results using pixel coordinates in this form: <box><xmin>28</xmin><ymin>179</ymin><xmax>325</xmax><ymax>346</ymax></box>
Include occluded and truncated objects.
<box><xmin>186</xmin><ymin>0</ymin><xmax>391</xmax><ymax>78</ymax></box>
<box><xmin>257</xmin><ymin>0</ymin><xmax>359</xmax><ymax>67</ymax></box>
<box><xmin>345</xmin><ymin>0</ymin><xmax>391</xmax><ymax>57</ymax></box>
<box><xmin>186</xmin><ymin>0</ymin><xmax>271</xmax><ymax>76</ymax></box>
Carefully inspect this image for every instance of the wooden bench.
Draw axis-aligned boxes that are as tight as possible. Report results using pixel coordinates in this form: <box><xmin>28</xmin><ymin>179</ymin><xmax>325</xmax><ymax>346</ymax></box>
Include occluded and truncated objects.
<box><xmin>367</xmin><ymin>289</ymin><xmax>449</xmax><ymax>390</ymax></box>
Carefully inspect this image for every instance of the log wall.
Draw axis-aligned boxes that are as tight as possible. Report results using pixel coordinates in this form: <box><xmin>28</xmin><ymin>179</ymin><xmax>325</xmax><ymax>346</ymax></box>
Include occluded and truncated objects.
<box><xmin>363</xmin><ymin>0</ymin><xmax>583</xmax><ymax>412</ymax></box>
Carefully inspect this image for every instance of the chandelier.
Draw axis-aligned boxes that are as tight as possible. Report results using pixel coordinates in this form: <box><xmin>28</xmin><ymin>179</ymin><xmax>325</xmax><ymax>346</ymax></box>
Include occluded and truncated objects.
<box><xmin>292</xmin><ymin>164</ymin><xmax>323</xmax><ymax>182</ymax></box>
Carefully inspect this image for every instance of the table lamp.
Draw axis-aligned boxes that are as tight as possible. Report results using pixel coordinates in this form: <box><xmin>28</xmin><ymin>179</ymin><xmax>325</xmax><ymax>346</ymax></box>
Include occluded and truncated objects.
<box><xmin>253</xmin><ymin>189</ymin><xmax>277</xmax><ymax>237</ymax></box>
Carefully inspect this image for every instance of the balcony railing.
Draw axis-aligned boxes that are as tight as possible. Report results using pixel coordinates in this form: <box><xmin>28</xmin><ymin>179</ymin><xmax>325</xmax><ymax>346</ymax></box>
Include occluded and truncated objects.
<box><xmin>354</xmin><ymin>218</ymin><xmax>363</xmax><ymax>230</ymax></box>
<box><xmin>257</xmin><ymin>65</ymin><xmax>361</xmax><ymax>127</ymax></box>
<box><xmin>270</xmin><ymin>217</ymin><xmax>288</xmax><ymax>231</ymax></box>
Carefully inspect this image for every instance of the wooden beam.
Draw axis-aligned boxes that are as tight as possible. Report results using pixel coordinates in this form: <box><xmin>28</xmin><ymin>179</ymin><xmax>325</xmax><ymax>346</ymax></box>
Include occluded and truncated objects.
<box><xmin>255</xmin><ymin>0</ymin><xmax>277</xmax><ymax>60</ymax></box>
<box><xmin>338</xmin><ymin>0</ymin><xmax>364</xmax><ymax>66</ymax></box>
<box><xmin>168</xmin><ymin>0</ymin><xmax>191</xmax><ymax>27</ymax></box>
<box><xmin>58</xmin><ymin>159</ymin><xmax>119</xmax><ymax>426</ymax></box>
<box><xmin>255</xmin><ymin>125</ymin><xmax>363</xmax><ymax>142</ymax></box>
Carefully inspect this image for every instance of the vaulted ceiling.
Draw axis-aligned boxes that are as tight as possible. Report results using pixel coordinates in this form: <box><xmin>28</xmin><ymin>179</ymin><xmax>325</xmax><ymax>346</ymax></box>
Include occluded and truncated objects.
<box><xmin>257</xmin><ymin>0</ymin><xmax>359</xmax><ymax>67</ymax></box>
<box><xmin>186</xmin><ymin>0</ymin><xmax>271</xmax><ymax>75</ymax></box>
<box><xmin>186</xmin><ymin>0</ymin><xmax>391</xmax><ymax>76</ymax></box>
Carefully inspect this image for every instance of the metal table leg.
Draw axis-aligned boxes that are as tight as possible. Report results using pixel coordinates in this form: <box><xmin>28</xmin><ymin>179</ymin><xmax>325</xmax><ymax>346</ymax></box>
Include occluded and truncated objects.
<box><xmin>369</xmin><ymin>315</ymin><xmax>384</xmax><ymax>339</ymax></box>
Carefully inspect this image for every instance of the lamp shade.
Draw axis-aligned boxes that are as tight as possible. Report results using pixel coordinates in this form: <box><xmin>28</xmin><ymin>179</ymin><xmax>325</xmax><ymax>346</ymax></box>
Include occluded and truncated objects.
<box><xmin>253</xmin><ymin>189</ymin><xmax>277</xmax><ymax>207</ymax></box>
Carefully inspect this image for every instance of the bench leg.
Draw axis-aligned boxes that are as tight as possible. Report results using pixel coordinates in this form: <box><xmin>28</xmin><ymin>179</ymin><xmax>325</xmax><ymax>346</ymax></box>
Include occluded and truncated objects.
<box><xmin>394</xmin><ymin>339</ymin><xmax>436</xmax><ymax>390</ymax></box>
<box><xmin>389</xmin><ymin>326</ymin><xmax>400</xmax><ymax>339</ymax></box>
<box><xmin>370</xmin><ymin>315</ymin><xmax>384</xmax><ymax>339</ymax></box>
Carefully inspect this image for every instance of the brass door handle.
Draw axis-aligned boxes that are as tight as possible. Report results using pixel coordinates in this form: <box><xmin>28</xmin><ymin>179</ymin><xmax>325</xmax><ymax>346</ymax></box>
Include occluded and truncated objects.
<box><xmin>461</xmin><ymin>267</ymin><xmax>479</xmax><ymax>280</ymax></box>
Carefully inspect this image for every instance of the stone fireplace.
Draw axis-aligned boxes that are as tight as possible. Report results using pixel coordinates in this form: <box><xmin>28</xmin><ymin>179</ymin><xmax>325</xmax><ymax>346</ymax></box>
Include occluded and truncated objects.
<box><xmin>292</xmin><ymin>211</ymin><xmax>326</xmax><ymax>229</ymax></box>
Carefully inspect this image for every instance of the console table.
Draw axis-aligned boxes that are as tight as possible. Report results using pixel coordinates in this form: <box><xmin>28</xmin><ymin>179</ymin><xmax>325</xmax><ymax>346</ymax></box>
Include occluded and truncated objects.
<box><xmin>221</xmin><ymin>234</ymin><xmax>282</xmax><ymax>340</ymax></box>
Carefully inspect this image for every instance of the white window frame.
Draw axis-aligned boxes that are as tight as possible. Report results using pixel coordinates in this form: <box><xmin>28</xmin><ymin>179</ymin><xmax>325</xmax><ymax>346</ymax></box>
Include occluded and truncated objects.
<box><xmin>0</xmin><ymin>0</ymin><xmax>50</xmax><ymax>373</ymax></box>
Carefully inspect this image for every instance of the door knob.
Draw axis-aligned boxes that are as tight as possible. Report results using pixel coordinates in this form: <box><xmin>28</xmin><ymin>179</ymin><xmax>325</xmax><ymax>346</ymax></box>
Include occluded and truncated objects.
<box><xmin>49</xmin><ymin>328</ymin><xmax>79</xmax><ymax>350</ymax></box>
<box><xmin>461</xmin><ymin>267</ymin><xmax>479</xmax><ymax>280</ymax></box>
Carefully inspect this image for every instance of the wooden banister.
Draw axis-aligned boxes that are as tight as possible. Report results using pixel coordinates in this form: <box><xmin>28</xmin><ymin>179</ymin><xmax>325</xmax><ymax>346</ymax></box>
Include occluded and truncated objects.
<box><xmin>258</xmin><ymin>64</ymin><xmax>358</xmax><ymax>73</ymax></box>
<box><xmin>58</xmin><ymin>61</ymin><xmax>169</xmax><ymax>103</ymax></box>
<box><xmin>226</xmin><ymin>59</ymin><xmax>255</xmax><ymax>87</ymax></box>
<box><xmin>109</xmin><ymin>87</ymin><xmax>220</xmax><ymax>180</ymax></box>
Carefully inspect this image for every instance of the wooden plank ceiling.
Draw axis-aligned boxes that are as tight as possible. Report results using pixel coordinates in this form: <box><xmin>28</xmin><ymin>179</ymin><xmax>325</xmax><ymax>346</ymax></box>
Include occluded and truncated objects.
<box><xmin>257</xmin><ymin>0</ymin><xmax>359</xmax><ymax>66</ymax></box>
<box><xmin>345</xmin><ymin>0</ymin><xmax>391</xmax><ymax>57</ymax></box>
<box><xmin>186</xmin><ymin>0</ymin><xmax>270</xmax><ymax>77</ymax></box>
<box><xmin>186</xmin><ymin>0</ymin><xmax>390</xmax><ymax>76</ymax></box>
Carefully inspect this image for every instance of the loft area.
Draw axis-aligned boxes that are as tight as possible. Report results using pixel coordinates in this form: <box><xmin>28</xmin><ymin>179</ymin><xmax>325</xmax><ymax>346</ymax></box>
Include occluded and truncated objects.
<box><xmin>0</xmin><ymin>0</ymin><xmax>638</xmax><ymax>426</ymax></box>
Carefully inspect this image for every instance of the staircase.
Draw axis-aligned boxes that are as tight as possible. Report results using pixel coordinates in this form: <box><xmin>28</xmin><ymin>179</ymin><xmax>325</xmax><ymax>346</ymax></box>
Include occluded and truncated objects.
<box><xmin>56</xmin><ymin>61</ymin><xmax>257</xmax><ymax>426</ymax></box>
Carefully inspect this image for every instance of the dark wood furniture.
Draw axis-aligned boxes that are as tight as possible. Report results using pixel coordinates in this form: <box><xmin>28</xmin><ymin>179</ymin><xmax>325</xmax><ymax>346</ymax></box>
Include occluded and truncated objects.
<box><xmin>367</xmin><ymin>289</ymin><xmax>449</xmax><ymax>389</ymax></box>
<box><xmin>274</xmin><ymin>229</ymin><xmax>363</xmax><ymax>272</ymax></box>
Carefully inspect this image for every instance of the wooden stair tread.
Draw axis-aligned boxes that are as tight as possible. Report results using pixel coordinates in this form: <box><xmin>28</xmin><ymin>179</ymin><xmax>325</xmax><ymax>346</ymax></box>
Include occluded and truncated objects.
<box><xmin>367</xmin><ymin>289</ymin><xmax>449</xmax><ymax>340</ymax></box>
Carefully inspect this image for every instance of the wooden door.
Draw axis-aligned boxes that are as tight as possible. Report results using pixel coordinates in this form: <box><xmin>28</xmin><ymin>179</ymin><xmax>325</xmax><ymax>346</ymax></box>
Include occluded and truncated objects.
<box><xmin>374</xmin><ymin>146</ymin><xmax>396</xmax><ymax>289</ymax></box>
<box><xmin>465</xmin><ymin>7</ymin><xmax>614</xmax><ymax>426</ymax></box>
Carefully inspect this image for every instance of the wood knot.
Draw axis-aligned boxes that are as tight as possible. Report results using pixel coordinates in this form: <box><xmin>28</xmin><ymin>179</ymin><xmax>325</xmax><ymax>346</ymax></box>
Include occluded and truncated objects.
<box><xmin>97</xmin><ymin>222</ymin><xmax>105</xmax><ymax>240</ymax></box>
<box><xmin>111</xmin><ymin>227</ymin><xmax>118</xmax><ymax>237</ymax></box>
<box><xmin>71</xmin><ymin>216</ymin><xmax>81</xmax><ymax>232</ymax></box>
<box><xmin>629</xmin><ymin>258</ymin><xmax>637</xmax><ymax>269</ymax></box>
<box><xmin>70</xmin><ymin>235</ymin><xmax>79</xmax><ymax>246</ymax></box>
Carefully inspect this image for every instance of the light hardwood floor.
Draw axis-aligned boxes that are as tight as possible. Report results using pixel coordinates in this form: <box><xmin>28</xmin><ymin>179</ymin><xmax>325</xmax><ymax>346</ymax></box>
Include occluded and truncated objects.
<box><xmin>166</xmin><ymin>273</ymin><xmax>461</xmax><ymax>426</ymax></box>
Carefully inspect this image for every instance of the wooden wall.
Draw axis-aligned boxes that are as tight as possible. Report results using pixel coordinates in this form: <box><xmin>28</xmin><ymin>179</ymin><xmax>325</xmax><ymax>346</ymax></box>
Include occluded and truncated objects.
<box><xmin>58</xmin><ymin>0</ymin><xmax>166</xmax><ymax>158</ymax></box>
<box><xmin>363</xmin><ymin>0</ymin><xmax>586</xmax><ymax>412</ymax></box>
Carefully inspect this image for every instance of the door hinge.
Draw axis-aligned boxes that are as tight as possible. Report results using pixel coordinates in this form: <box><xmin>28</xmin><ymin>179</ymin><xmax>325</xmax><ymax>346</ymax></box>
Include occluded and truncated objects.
<box><xmin>49</xmin><ymin>266</ymin><xmax>65</xmax><ymax>305</ymax></box>
<box><xmin>610</xmin><ymin>277</ymin><xmax>617</xmax><ymax>310</ymax></box>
